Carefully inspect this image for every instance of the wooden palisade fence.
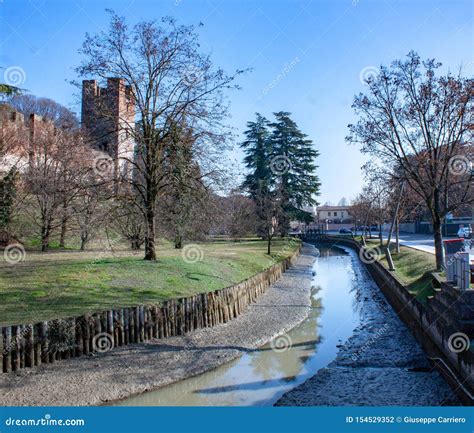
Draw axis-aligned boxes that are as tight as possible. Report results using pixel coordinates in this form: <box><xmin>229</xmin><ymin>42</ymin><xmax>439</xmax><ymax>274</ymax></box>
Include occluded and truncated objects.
<box><xmin>1</xmin><ymin>247</ymin><xmax>300</xmax><ymax>373</ymax></box>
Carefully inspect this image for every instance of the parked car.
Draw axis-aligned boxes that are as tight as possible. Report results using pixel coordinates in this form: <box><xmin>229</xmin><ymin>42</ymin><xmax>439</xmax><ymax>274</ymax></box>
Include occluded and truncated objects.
<box><xmin>457</xmin><ymin>226</ymin><xmax>472</xmax><ymax>239</ymax></box>
<box><xmin>339</xmin><ymin>228</ymin><xmax>353</xmax><ymax>234</ymax></box>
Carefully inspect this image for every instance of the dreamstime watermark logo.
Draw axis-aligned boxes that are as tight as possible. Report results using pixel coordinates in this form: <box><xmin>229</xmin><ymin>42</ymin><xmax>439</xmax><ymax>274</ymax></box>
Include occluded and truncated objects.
<box><xmin>273</xmin><ymin>236</ymin><xmax>300</xmax><ymax>260</ymax></box>
<box><xmin>92</xmin><ymin>332</ymin><xmax>114</xmax><ymax>353</ymax></box>
<box><xmin>182</xmin><ymin>65</ymin><xmax>205</xmax><ymax>86</ymax></box>
<box><xmin>359</xmin><ymin>66</ymin><xmax>378</xmax><ymax>85</ymax></box>
<box><xmin>358</xmin><ymin>245</ymin><xmax>381</xmax><ymax>264</ymax></box>
<box><xmin>3</xmin><ymin>66</ymin><xmax>26</xmax><ymax>87</ymax></box>
<box><xmin>92</xmin><ymin>155</ymin><xmax>114</xmax><ymax>177</ymax></box>
<box><xmin>182</xmin><ymin>244</ymin><xmax>204</xmax><ymax>263</ymax></box>
<box><xmin>3</xmin><ymin>243</ymin><xmax>26</xmax><ymax>264</ymax></box>
<box><xmin>270</xmin><ymin>154</ymin><xmax>292</xmax><ymax>175</ymax></box>
<box><xmin>262</xmin><ymin>56</ymin><xmax>300</xmax><ymax>96</ymax></box>
<box><xmin>447</xmin><ymin>332</ymin><xmax>470</xmax><ymax>353</ymax></box>
<box><xmin>2</xmin><ymin>325</ymin><xmax>33</xmax><ymax>356</ymax></box>
<box><xmin>5</xmin><ymin>414</ymin><xmax>85</xmax><ymax>427</ymax></box>
<box><xmin>448</xmin><ymin>155</ymin><xmax>471</xmax><ymax>176</ymax></box>
<box><xmin>440</xmin><ymin>240</ymin><xmax>472</xmax><ymax>276</ymax></box>
<box><xmin>270</xmin><ymin>334</ymin><xmax>292</xmax><ymax>353</ymax></box>
<box><xmin>351</xmin><ymin>323</ymin><xmax>389</xmax><ymax>361</ymax></box>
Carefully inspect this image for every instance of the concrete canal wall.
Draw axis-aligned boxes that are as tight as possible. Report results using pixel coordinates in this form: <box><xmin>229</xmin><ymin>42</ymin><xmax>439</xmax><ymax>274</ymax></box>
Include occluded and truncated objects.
<box><xmin>1</xmin><ymin>246</ymin><xmax>301</xmax><ymax>374</ymax></box>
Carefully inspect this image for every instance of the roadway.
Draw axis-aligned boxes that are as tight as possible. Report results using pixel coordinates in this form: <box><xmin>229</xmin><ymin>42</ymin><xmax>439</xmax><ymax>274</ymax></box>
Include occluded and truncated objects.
<box><xmin>326</xmin><ymin>230</ymin><xmax>474</xmax><ymax>261</ymax></box>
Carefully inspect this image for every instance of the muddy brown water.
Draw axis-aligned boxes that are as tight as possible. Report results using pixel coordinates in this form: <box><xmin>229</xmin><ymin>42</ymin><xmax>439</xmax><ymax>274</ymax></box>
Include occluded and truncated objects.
<box><xmin>114</xmin><ymin>246</ymin><xmax>362</xmax><ymax>406</ymax></box>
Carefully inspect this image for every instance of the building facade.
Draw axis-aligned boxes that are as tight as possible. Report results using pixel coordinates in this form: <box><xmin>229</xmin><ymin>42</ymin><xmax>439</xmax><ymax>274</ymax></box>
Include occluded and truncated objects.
<box><xmin>316</xmin><ymin>205</ymin><xmax>353</xmax><ymax>224</ymax></box>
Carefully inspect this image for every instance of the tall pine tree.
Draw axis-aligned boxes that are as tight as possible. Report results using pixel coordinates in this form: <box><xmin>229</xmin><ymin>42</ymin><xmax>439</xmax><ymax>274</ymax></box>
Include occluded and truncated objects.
<box><xmin>269</xmin><ymin>111</ymin><xmax>320</xmax><ymax>234</ymax></box>
<box><xmin>241</xmin><ymin>114</ymin><xmax>281</xmax><ymax>253</ymax></box>
<box><xmin>240</xmin><ymin>112</ymin><xmax>321</xmax><ymax>252</ymax></box>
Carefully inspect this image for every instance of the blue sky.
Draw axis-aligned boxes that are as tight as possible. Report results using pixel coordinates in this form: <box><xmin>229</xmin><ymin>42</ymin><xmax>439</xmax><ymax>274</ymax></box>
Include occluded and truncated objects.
<box><xmin>1</xmin><ymin>0</ymin><xmax>472</xmax><ymax>204</ymax></box>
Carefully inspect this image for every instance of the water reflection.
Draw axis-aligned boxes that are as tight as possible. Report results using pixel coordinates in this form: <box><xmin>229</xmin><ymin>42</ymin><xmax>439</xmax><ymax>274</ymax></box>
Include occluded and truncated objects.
<box><xmin>114</xmin><ymin>246</ymin><xmax>360</xmax><ymax>406</ymax></box>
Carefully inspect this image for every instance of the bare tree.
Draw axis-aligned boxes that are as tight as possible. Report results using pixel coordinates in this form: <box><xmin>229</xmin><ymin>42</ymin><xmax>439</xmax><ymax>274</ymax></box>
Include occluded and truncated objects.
<box><xmin>76</xmin><ymin>12</ymin><xmax>243</xmax><ymax>260</ymax></box>
<box><xmin>0</xmin><ymin>106</ymin><xmax>29</xmax><ymax>243</ymax></box>
<box><xmin>6</xmin><ymin>96</ymin><xmax>81</xmax><ymax>246</ymax></box>
<box><xmin>226</xmin><ymin>192</ymin><xmax>258</xmax><ymax>240</ymax></box>
<box><xmin>347</xmin><ymin>52</ymin><xmax>473</xmax><ymax>269</ymax></box>
<box><xmin>338</xmin><ymin>197</ymin><xmax>349</xmax><ymax>206</ymax></box>
<box><xmin>71</xmin><ymin>183</ymin><xmax>109</xmax><ymax>250</ymax></box>
<box><xmin>113</xmin><ymin>201</ymin><xmax>146</xmax><ymax>250</ymax></box>
<box><xmin>206</xmin><ymin>191</ymin><xmax>257</xmax><ymax>240</ymax></box>
<box><xmin>8</xmin><ymin>94</ymin><xmax>79</xmax><ymax>129</ymax></box>
<box><xmin>25</xmin><ymin>127</ymin><xmax>92</xmax><ymax>251</ymax></box>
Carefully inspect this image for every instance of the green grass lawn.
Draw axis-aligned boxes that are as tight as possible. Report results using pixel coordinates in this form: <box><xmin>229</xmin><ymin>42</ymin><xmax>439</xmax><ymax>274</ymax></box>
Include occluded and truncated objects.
<box><xmin>365</xmin><ymin>240</ymin><xmax>436</xmax><ymax>301</ymax></box>
<box><xmin>0</xmin><ymin>238</ymin><xmax>299</xmax><ymax>326</ymax></box>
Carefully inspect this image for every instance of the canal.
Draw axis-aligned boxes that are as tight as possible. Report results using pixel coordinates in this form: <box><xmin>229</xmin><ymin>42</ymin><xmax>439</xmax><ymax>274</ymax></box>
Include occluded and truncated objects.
<box><xmin>115</xmin><ymin>245</ymin><xmax>362</xmax><ymax>406</ymax></box>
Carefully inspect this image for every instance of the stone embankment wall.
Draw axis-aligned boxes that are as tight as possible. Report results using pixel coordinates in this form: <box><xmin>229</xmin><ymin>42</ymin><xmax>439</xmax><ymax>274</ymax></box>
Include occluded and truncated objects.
<box><xmin>1</xmin><ymin>247</ymin><xmax>300</xmax><ymax>373</ymax></box>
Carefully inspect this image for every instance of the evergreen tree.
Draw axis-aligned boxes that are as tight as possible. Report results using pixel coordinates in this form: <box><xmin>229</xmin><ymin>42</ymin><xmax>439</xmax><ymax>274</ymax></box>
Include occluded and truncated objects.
<box><xmin>241</xmin><ymin>114</ymin><xmax>272</xmax><ymax>202</ymax></box>
<box><xmin>240</xmin><ymin>112</ymin><xmax>321</xmax><ymax>252</ymax></box>
<box><xmin>240</xmin><ymin>113</ymin><xmax>281</xmax><ymax>253</ymax></box>
<box><xmin>269</xmin><ymin>111</ymin><xmax>320</xmax><ymax>234</ymax></box>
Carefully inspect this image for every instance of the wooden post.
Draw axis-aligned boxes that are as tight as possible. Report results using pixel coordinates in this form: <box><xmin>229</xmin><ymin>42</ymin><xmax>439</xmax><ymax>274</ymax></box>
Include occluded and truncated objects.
<box><xmin>40</xmin><ymin>322</ymin><xmax>49</xmax><ymax>364</ymax></box>
<box><xmin>2</xmin><ymin>327</ymin><xmax>11</xmax><ymax>373</ymax></box>
<box><xmin>107</xmin><ymin>310</ymin><xmax>114</xmax><ymax>345</ymax></box>
<box><xmin>76</xmin><ymin>317</ymin><xmax>84</xmax><ymax>357</ymax></box>
<box><xmin>25</xmin><ymin>325</ymin><xmax>34</xmax><ymax>368</ymax></box>
<box><xmin>129</xmin><ymin>308</ymin><xmax>136</xmax><ymax>343</ymax></box>
<box><xmin>152</xmin><ymin>306</ymin><xmax>159</xmax><ymax>338</ymax></box>
<box><xmin>12</xmin><ymin>326</ymin><xmax>20</xmax><ymax>371</ymax></box>
<box><xmin>124</xmin><ymin>308</ymin><xmax>130</xmax><ymax>345</ymax></box>
<box><xmin>118</xmin><ymin>309</ymin><xmax>125</xmax><ymax>346</ymax></box>
<box><xmin>139</xmin><ymin>306</ymin><xmax>145</xmax><ymax>342</ymax></box>
<box><xmin>83</xmin><ymin>316</ymin><xmax>91</xmax><ymax>355</ymax></box>
<box><xmin>133</xmin><ymin>307</ymin><xmax>139</xmax><ymax>342</ymax></box>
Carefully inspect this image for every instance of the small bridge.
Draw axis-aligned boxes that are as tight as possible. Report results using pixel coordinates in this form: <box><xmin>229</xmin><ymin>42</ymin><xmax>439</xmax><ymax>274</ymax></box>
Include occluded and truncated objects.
<box><xmin>295</xmin><ymin>229</ymin><xmax>328</xmax><ymax>243</ymax></box>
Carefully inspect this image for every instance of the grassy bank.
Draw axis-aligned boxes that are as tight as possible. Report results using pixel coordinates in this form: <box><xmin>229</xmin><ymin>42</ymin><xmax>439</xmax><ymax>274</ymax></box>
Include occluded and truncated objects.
<box><xmin>364</xmin><ymin>240</ymin><xmax>436</xmax><ymax>301</ymax></box>
<box><xmin>0</xmin><ymin>238</ymin><xmax>300</xmax><ymax>326</ymax></box>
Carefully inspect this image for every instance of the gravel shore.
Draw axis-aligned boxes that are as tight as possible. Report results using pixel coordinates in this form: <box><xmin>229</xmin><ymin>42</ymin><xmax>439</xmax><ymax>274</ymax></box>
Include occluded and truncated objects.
<box><xmin>0</xmin><ymin>244</ymin><xmax>318</xmax><ymax>406</ymax></box>
<box><xmin>275</xmin><ymin>248</ymin><xmax>461</xmax><ymax>406</ymax></box>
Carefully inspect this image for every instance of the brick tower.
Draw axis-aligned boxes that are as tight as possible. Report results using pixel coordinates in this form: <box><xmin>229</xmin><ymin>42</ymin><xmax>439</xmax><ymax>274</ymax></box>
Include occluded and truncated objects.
<box><xmin>81</xmin><ymin>78</ymin><xmax>135</xmax><ymax>170</ymax></box>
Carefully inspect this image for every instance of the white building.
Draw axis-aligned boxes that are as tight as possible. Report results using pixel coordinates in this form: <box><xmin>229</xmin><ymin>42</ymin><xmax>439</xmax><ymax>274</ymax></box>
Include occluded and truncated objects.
<box><xmin>316</xmin><ymin>205</ymin><xmax>353</xmax><ymax>223</ymax></box>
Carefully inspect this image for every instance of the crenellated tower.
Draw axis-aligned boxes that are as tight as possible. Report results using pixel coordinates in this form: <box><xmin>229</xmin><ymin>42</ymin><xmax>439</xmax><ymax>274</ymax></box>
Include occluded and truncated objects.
<box><xmin>81</xmin><ymin>78</ymin><xmax>135</xmax><ymax>170</ymax></box>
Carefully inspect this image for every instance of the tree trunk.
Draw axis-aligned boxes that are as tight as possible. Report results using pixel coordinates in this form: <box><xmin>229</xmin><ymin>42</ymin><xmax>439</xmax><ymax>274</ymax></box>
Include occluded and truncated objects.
<box><xmin>0</xmin><ymin>229</ymin><xmax>9</xmax><ymax>245</ymax></box>
<box><xmin>432</xmin><ymin>190</ymin><xmax>445</xmax><ymax>270</ymax></box>
<box><xmin>174</xmin><ymin>235</ymin><xmax>182</xmax><ymax>249</ymax></box>
<box><xmin>144</xmin><ymin>207</ymin><xmax>156</xmax><ymax>261</ymax></box>
<box><xmin>59</xmin><ymin>218</ymin><xmax>67</xmax><ymax>248</ymax></box>
<box><xmin>433</xmin><ymin>216</ymin><xmax>445</xmax><ymax>270</ymax></box>
<box><xmin>395</xmin><ymin>216</ymin><xmax>400</xmax><ymax>254</ymax></box>
<box><xmin>41</xmin><ymin>225</ymin><xmax>50</xmax><ymax>252</ymax></box>
<box><xmin>59</xmin><ymin>203</ymin><xmax>68</xmax><ymax>248</ymax></box>
<box><xmin>379</xmin><ymin>223</ymin><xmax>383</xmax><ymax>246</ymax></box>
<box><xmin>267</xmin><ymin>234</ymin><xmax>271</xmax><ymax>255</ymax></box>
<box><xmin>80</xmin><ymin>235</ymin><xmax>87</xmax><ymax>251</ymax></box>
